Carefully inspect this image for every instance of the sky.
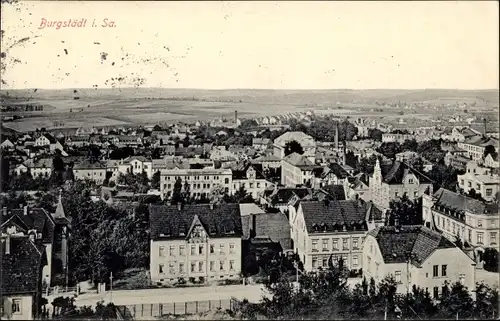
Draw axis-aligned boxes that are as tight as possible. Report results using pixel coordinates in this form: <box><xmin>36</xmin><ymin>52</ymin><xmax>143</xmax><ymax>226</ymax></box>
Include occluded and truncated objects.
<box><xmin>1</xmin><ymin>1</ymin><xmax>499</xmax><ymax>90</ymax></box>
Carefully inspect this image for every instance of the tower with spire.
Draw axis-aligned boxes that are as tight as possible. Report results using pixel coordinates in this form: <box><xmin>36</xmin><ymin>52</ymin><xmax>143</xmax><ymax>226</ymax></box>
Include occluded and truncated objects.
<box><xmin>52</xmin><ymin>189</ymin><xmax>71</xmax><ymax>284</ymax></box>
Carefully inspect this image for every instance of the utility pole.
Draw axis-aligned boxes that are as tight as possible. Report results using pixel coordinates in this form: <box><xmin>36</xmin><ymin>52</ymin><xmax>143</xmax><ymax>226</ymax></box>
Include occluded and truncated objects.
<box><xmin>109</xmin><ymin>272</ymin><xmax>113</xmax><ymax>303</ymax></box>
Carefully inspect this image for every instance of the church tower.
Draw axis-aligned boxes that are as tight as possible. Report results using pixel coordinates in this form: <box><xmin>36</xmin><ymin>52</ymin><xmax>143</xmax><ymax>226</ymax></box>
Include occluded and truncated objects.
<box><xmin>52</xmin><ymin>189</ymin><xmax>71</xmax><ymax>284</ymax></box>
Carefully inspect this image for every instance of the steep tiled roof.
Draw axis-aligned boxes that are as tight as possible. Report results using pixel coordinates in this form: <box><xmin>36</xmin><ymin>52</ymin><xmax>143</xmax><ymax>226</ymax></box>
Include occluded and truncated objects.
<box><xmin>432</xmin><ymin>188</ymin><xmax>498</xmax><ymax>217</ymax></box>
<box><xmin>367</xmin><ymin>225</ymin><xmax>457</xmax><ymax>266</ymax></box>
<box><xmin>73</xmin><ymin>159</ymin><xmax>106</xmax><ymax>170</ymax></box>
<box><xmin>328</xmin><ymin>163</ymin><xmax>350</xmax><ymax>179</ymax></box>
<box><xmin>1</xmin><ymin>208</ymin><xmax>55</xmax><ymax>243</ymax></box>
<box><xmin>149</xmin><ymin>204</ymin><xmax>242</xmax><ymax>241</ymax></box>
<box><xmin>43</xmin><ymin>133</ymin><xmax>57</xmax><ymax>144</ymax></box>
<box><xmin>25</xmin><ymin>158</ymin><xmax>52</xmax><ymax>169</ymax></box>
<box><xmin>382</xmin><ymin>161</ymin><xmax>433</xmax><ymax>184</ymax></box>
<box><xmin>318</xmin><ymin>184</ymin><xmax>346</xmax><ymax>201</ymax></box>
<box><xmin>232</xmin><ymin>163</ymin><xmax>266</xmax><ymax>180</ymax></box>
<box><xmin>284</xmin><ymin>153</ymin><xmax>314</xmax><ymax>168</ymax></box>
<box><xmin>1</xmin><ymin>236</ymin><xmax>47</xmax><ymax>294</ymax></box>
<box><xmin>274</xmin><ymin>131</ymin><xmax>315</xmax><ymax>147</ymax></box>
<box><xmin>267</xmin><ymin>187</ymin><xmax>312</xmax><ymax>205</ymax></box>
<box><xmin>241</xmin><ymin>212</ymin><xmax>291</xmax><ymax>250</ymax></box>
<box><xmin>300</xmin><ymin>200</ymin><xmax>370</xmax><ymax>234</ymax></box>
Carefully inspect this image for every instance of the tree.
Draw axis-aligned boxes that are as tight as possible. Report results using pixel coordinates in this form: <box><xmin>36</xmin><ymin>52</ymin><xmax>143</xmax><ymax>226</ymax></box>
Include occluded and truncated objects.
<box><xmin>376</xmin><ymin>142</ymin><xmax>401</xmax><ymax>159</ymax></box>
<box><xmin>416</xmin><ymin>139</ymin><xmax>445</xmax><ymax>163</ymax></box>
<box><xmin>368</xmin><ymin>128</ymin><xmax>383</xmax><ymax>141</ymax></box>
<box><xmin>171</xmin><ymin>177</ymin><xmax>183</xmax><ymax>204</ymax></box>
<box><xmin>475</xmin><ymin>283</ymin><xmax>499</xmax><ymax>319</ymax></box>
<box><xmin>386</xmin><ymin>195</ymin><xmax>423</xmax><ymax>226</ymax></box>
<box><xmin>482</xmin><ymin>248</ymin><xmax>499</xmax><ymax>272</ymax></box>
<box><xmin>437</xmin><ymin>281</ymin><xmax>474</xmax><ymax>319</ymax></box>
<box><xmin>484</xmin><ymin>145</ymin><xmax>496</xmax><ymax>158</ymax></box>
<box><xmin>151</xmin><ymin>170</ymin><xmax>161</xmax><ymax>190</ymax></box>
<box><xmin>427</xmin><ymin>164</ymin><xmax>460</xmax><ymax>192</ymax></box>
<box><xmin>401</xmin><ymin>139</ymin><xmax>418</xmax><ymax>152</ymax></box>
<box><xmin>284</xmin><ymin>140</ymin><xmax>304</xmax><ymax>156</ymax></box>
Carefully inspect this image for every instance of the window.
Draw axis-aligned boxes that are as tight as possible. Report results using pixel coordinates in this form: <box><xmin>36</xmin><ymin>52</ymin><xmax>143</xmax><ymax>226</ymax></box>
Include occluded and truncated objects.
<box><xmin>441</xmin><ymin>265</ymin><xmax>447</xmax><ymax>277</ymax></box>
<box><xmin>433</xmin><ymin>265</ymin><xmax>439</xmax><ymax>277</ymax></box>
<box><xmin>468</xmin><ymin>229</ymin><xmax>472</xmax><ymax>242</ymax></box>
<box><xmin>229</xmin><ymin>243</ymin><xmax>235</xmax><ymax>254</ymax></box>
<box><xmin>395</xmin><ymin>271</ymin><xmax>402</xmax><ymax>283</ymax></box>
<box><xmin>433</xmin><ymin>287</ymin><xmax>439</xmax><ymax>299</ymax></box>
<box><xmin>169</xmin><ymin>263</ymin><xmax>175</xmax><ymax>274</ymax></box>
<box><xmin>312</xmin><ymin>240</ymin><xmax>318</xmax><ymax>252</ymax></box>
<box><xmin>490</xmin><ymin>232</ymin><xmax>498</xmax><ymax>245</ymax></box>
<box><xmin>322</xmin><ymin>239</ymin><xmax>328</xmax><ymax>251</ymax></box>
<box><xmin>343</xmin><ymin>238</ymin><xmax>349</xmax><ymax>250</ymax></box>
<box><xmin>169</xmin><ymin>246</ymin><xmax>175</xmax><ymax>256</ymax></box>
<box><xmin>210</xmin><ymin>261</ymin><xmax>215</xmax><ymax>271</ymax></box>
<box><xmin>491</xmin><ymin>220</ymin><xmax>497</xmax><ymax>228</ymax></box>
<box><xmin>352</xmin><ymin>238</ymin><xmax>359</xmax><ymax>249</ymax></box>
<box><xmin>190</xmin><ymin>245</ymin><xmax>196</xmax><ymax>256</ymax></box>
<box><xmin>352</xmin><ymin>255</ymin><xmax>358</xmax><ymax>266</ymax></box>
<box><xmin>198</xmin><ymin>261</ymin><xmax>204</xmax><ymax>272</ymax></box>
<box><xmin>333</xmin><ymin>239</ymin><xmax>338</xmax><ymax>250</ymax></box>
<box><xmin>12</xmin><ymin>299</ymin><xmax>21</xmax><ymax>314</ymax></box>
<box><xmin>486</xmin><ymin>188</ymin><xmax>493</xmax><ymax>196</ymax></box>
<box><xmin>478</xmin><ymin>220</ymin><xmax>483</xmax><ymax>227</ymax></box>
<box><xmin>409</xmin><ymin>178</ymin><xmax>414</xmax><ymax>184</ymax></box>
<box><xmin>312</xmin><ymin>256</ymin><xmax>318</xmax><ymax>268</ymax></box>
<box><xmin>459</xmin><ymin>274</ymin><xmax>465</xmax><ymax>285</ymax></box>
<box><xmin>230</xmin><ymin>260</ymin><xmax>235</xmax><ymax>270</ymax></box>
<box><xmin>159</xmin><ymin>264</ymin><xmax>164</xmax><ymax>274</ymax></box>
<box><xmin>179</xmin><ymin>245</ymin><xmax>185</xmax><ymax>256</ymax></box>
<box><xmin>413</xmin><ymin>191</ymin><xmax>418</xmax><ymax>197</ymax></box>
<box><xmin>322</xmin><ymin>257</ymin><xmax>328</xmax><ymax>267</ymax></box>
<box><xmin>210</xmin><ymin>244</ymin><xmax>215</xmax><ymax>254</ymax></box>
<box><xmin>460</xmin><ymin>179</ymin><xmax>464</xmax><ymax>185</ymax></box>
<box><xmin>220</xmin><ymin>244</ymin><xmax>225</xmax><ymax>254</ymax></box>
<box><xmin>179</xmin><ymin>262</ymin><xmax>185</xmax><ymax>273</ymax></box>
<box><xmin>477</xmin><ymin>232</ymin><xmax>484</xmax><ymax>244</ymax></box>
<box><xmin>220</xmin><ymin>260</ymin><xmax>225</xmax><ymax>271</ymax></box>
<box><xmin>468</xmin><ymin>182</ymin><xmax>471</xmax><ymax>187</ymax></box>
<box><xmin>199</xmin><ymin>244</ymin><xmax>204</xmax><ymax>255</ymax></box>
<box><xmin>395</xmin><ymin>192</ymin><xmax>399</xmax><ymax>197</ymax></box>
<box><xmin>159</xmin><ymin>246</ymin><xmax>165</xmax><ymax>257</ymax></box>
<box><xmin>191</xmin><ymin>262</ymin><xmax>196</xmax><ymax>272</ymax></box>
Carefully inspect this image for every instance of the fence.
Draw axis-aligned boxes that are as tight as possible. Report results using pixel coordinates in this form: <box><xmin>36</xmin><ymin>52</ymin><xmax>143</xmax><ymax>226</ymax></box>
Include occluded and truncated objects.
<box><xmin>44</xmin><ymin>285</ymin><xmax>98</xmax><ymax>297</ymax></box>
<box><xmin>117</xmin><ymin>298</ymin><xmax>239</xmax><ymax>319</ymax></box>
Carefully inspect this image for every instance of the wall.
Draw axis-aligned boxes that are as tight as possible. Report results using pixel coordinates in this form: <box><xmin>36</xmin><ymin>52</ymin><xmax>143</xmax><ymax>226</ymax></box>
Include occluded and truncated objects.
<box><xmin>2</xmin><ymin>295</ymin><xmax>33</xmax><ymax>320</ymax></box>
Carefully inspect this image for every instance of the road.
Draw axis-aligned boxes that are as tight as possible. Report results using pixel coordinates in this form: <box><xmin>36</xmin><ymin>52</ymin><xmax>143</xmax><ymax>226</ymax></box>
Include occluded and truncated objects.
<box><xmin>46</xmin><ymin>284</ymin><xmax>269</xmax><ymax>308</ymax></box>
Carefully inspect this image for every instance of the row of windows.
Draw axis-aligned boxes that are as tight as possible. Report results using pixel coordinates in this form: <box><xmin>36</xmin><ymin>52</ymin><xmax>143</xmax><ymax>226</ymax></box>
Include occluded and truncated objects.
<box><xmin>436</xmin><ymin>215</ymin><xmax>498</xmax><ymax>245</ymax></box>
<box><xmin>394</xmin><ymin>191</ymin><xmax>418</xmax><ymax>198</ymax></box>
<box><xmin>233</xmin><ymin>182</ymin><xmax>266</xmax><ymax>189</ymax></box>
<box><xmin>158</xmin><ymin>260</ymin><xmax>236</xmax><ymax>274</ymax></box>
<box><xmin>164</xmin><ymin>176</ymin><xmax>230</xmax><ymax>183</ymax></box>
<box><xmin>159</xmin><ymin>243</ymin><xmax>236</xmax><ymax>257</ymax></box>
<box><xmin>311</xmin><ymin>255</ymin><xmax>358</xmax><ymax>268</ymax></box>
<box><xmin>311</xmin><ymin>237</ymin><xmax>361</xmax><ymax>252</ymax></box>
<box><xmin>163</xmin><ymin>183</ymin><xmax>213</xmax><ymax>190</ymax></box>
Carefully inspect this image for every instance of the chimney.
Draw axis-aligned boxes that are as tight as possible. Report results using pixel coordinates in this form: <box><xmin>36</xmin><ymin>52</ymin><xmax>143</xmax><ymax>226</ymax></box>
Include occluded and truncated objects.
<box><xmin>2</xmin><ymin>207</ymin><xmax>6</xmax><ymax>216</ymax></box>
<box><xmin>235</xmin><ymin>110</ymin><xmax>238</xmax><ymax>123</ymax></box>
<box><xmin>5</xmin><ymin>236</ymin><xmax>10</xmax><ymax>255</ymax></box>
<box><xmin>177</xmin><ymin>203</ymin><xmax>182</xmax><ymax>211</ymax></box>
<box><xmin>251</xmin><ymin>214</ymin><xmax>256</xmax><ymax>235</ymax></box>
<box><xmin>23</xmin><ymin>205</ymin><xmax>28</xmax><ymax>216</ymax></box>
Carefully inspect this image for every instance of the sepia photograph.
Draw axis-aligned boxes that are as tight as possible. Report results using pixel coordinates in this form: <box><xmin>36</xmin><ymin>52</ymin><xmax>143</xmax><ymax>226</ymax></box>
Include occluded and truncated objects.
<box><xmin>0</xmin><ymin>1</ymin><xmax>499</xmax><ymax>320</ymax></box>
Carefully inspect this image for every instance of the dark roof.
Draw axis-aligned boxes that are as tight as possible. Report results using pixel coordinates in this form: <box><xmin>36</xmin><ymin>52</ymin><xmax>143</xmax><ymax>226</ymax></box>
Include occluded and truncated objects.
<box><xmin>367</xmin><ymin>225</ymin><xmax>457</xmax><ymax>266</ymax></box>
<box><xmin>2</xmin><ymin>208</ymin><xmax>56</xmax><ymax>243</ymax></box>
<box><xmin>232</xmin><ymin>163</ymin><xmax>266</xmax><ymax>180</ymax></box>
<box><xmin>300</xmin><ymin>200</ymin><xmax>371</xmax><ymax>233</ymax></box>
<box><xmin>328</xmin><ymin>163</ymin><xmax>350</xmax><ymax>179</ymax></box>
<box><xmin>318</xmin><ymin>184</ymin><xmax>346</xmax><ymax>201</ymax></box>
<box><xmin>149</xmin><ymin>204</ymin><xmax>243</xmax><ymax>241</ymax></box>
<box><xmin>43</xmin><ymin>133</ymin><xmax>57</xmax><ymax>144</ymax></box>
<box><xmin>432</xmin><ymin>188</ymin><xmax>498</xmax><ymax>217</ymax></box>
<box><xmin>266</xmin><ymin>187</ymin><xmax>312</xmax><ymax>205</ymax></box>
<box><xmin>241</xmin><ymin>212</ymin><xmax>291</xmax><ymax>250</ymax></box>
<box><xmin>1</xmin><ymin>236</ymin><xmax>47</xmax><ymax>294</ymax></box>
<box><xmin>381</xmin><ymin>161</ymin><xmax>433</xmax><ymax>184</ymax></box>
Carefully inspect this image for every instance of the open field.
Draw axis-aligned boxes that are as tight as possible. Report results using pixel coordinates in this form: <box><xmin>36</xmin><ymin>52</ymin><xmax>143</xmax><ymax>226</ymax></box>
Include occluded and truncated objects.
<box><xmin>1</xmin><ymin>88</ymin><xmax>497</xmax><ymax>132</ymax></box>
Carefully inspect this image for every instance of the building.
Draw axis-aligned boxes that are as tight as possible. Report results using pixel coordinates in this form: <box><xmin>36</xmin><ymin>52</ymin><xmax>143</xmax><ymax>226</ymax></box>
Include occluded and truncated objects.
<box><xmin>381</xmin><ymin>133</ymin><xmax>414</xmax><ymax>144</ymax></box>
<box><xmin>369</xmin><ymin>159</ymin><xmax>434</xmax><ymax>211</ymax></box>
<box><xmin>457</xmin><ymin>161</ymin><xmax>499</xmax><ymax>202</ymax></box>
<box><xmin>73</xmin><ymin>160</ymin><xmax>107</xmax><ymax>184</ymax></box>
<box><xmin>251</xmin><ymin>154</ymin><xmax>281</xmax><ymax>170</ymax></box>
<box><xmin>149</xmin><ymin>203</ymin><xmax>243</xmax><ymax>285</ymax></box>
<box><xmin>231</xmin><ymin>163</ymin><xmax>274</xmax><ymax>199</ymax></box>
<box><xmin>444</xmin><ymin>152</ymin><xmax>470</xmax><ymax>171</ymax></box>
<box><xmin>252</xmin><ymin>138</ymin><xmax>271</xmax><ymax>151</ymax></box>
<box><xmin>291</xmin><ymin>199</ymin><xmax>380</xmax><ymax>272</ymax></box>
<box><xmin>241</xmin><ymin>212</ymin><xmax>292</xmax><ymax>251</ymax></box>
<box><xmin>1</xmin><ymin>235</ymin><xmax>47</xmax><ymax>320</ymax></box>
<box><xmin>281</xmin><ymin>153</ymin><xmax>317</xmax><ymax>187</ymax></box>
<box><xmin>458</xmin><ymin>136</ymin><xmax>499</xmax><ymax>163</ymax></box>
<box><xmin>15</xmin><ymin>158</ymin><xmax>52</xmax><ymax>178</ymax></box>
<box><xmin>484</xmin><ymin>153</ymin><xmax>499</xmax><ymax>169</ymax></box>
<box><xmin>362</xmin><ymin>225</ymin><xmax>476</xmax><ymax>298</ymax></box>
<box><xmin>159</xmin><ymin>168</ymin><xmax>232</xmax><ymax>201</ymax></box>
<box><xmin>1</xmin><ymin>196</ymin><xmax>71</xmax><ymax>288</ymax></box>
<box><xmin>273</xmin><ymin>131</ymin><xmax>316</xmax><ymax>163</ymax></box>
<box><xmin>423</xmin><ymin>188</ymin><xmax>499</xmax><ymax>254</ymax></box>
<box><xmin>344</xmin><ymin>173</ymin><xmax>371</xmax><ymax>202</ymax></box>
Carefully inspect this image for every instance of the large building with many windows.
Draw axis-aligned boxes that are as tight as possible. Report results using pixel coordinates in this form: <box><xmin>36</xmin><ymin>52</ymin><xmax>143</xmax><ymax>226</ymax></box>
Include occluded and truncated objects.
<box><xmin>457</xmin><ymin>135</ymin><xmax>499</xmax><ymax>163</ymax></box>
<box><xmin>149</xmin><ymin>203</ymin><xmax>243</xmax><ymax>285</ymax></box>
<box><xmin>159</xmin><ymin>168</ymin><xmax>232</xmax><ymax>201</ymax></box>
<box><xmin>362</xmin><ymin>225</ymin><xmax>475</xmax><ymax>299</ymax></box>
<box><xmin>457</xmin><ymin>161</ymin><xmax>499</xmax><ymax>202</ymax></box>
<box><xmin>291</xmin><ymin>199</ymin><xmax>381</xmax><ymax>272</ymax></box>
<box><xmin>422</xmin><ymin>188</ymin><xmax>499</xmax><ymax>254</ymax></box>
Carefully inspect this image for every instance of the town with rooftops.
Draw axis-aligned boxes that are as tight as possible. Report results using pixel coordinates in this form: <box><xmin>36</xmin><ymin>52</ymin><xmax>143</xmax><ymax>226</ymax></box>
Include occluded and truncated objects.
<box><xmin>1</xmin><ymin>98</ymin><xmax>499</xmax><ymax>320</ymax></box>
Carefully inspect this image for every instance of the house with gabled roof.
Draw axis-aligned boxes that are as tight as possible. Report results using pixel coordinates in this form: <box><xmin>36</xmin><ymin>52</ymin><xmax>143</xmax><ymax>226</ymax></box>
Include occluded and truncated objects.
<box><xmin>362</xmin><ymin>225</ymin><xmax>475</xmax><ymax>298</ymax></box>
<box><xmin>292</xmin><ymin>199</ymin><xmax>379</xmax><ymax>272</ymax></box>
<box><xmin>149</xmin><ymin>203</ymin><xmax>243</xmax><ymax>285</ymax></box>
<box><xmin>1</xmin><ymin>193</ymin><xmax>71</xmax><ymax>288</ymax></box>
<box><xmin>231</xmin><ymin>163</ymin><xmax>274</xmax><ymax>199</ymax></box>
<box><xmin>281</xmin><ymin>152</ymin><xmax>319</xmax><ymax>187</ymax></box>
<box><xmin>369</xmin><ymin>159</ymin><xmax>434</xmax><ymax>212</ymax></box>
<box><xmin>1</xmin><ymin>235</ymin><xmax>47</xmax><ymax>320</ymax></box>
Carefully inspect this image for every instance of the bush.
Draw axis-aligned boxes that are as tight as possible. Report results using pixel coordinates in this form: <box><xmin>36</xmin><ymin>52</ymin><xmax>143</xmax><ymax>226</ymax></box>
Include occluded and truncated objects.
<box><xmin>189</xmin><ymin>277</ymin><xmax>196</xmax><ymax>284</ymax></box>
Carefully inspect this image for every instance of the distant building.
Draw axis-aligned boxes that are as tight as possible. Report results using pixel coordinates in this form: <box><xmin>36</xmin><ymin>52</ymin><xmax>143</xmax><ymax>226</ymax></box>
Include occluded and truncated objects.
<box><xmin>73</xmin><ymin>160</ymin><xmax>107</xmax><ymax>184</ymax></box>
<box><xmin>281</xmin><ymin>153</ymin><xmax>317</xmax><ymax>187</ymax></box>
<box><xmin>231</xmin><ymin>163</ymin><xmax>274</xmax><ymax>199</ymax></box>
<box><xmin>381</xmin><ymin>133</ymin><xmax>413</xmax><ymax>144</ymax></box>
<box><xmin>149</xmin><ymin>203</ymin><xmax>242</xmax><ymax>285</ymax></box>
<box><xmin>457</xmin><ymin>161</ymin><xmax>499</xmax><ymax>201</ymax></box>
<box><xmin>363</xmin><ymin>225</ymin><xmax>476</xmax><ymax>299</ymax></box>
<box><xmin>273</xmin><ymin>131</ymin><xmax>316</xmax><ymax>163</ymax></box>
<box><xmin>458</xmin><ymin>136</ymin><xmax>499</xmax><ymax>163</ymax></box>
